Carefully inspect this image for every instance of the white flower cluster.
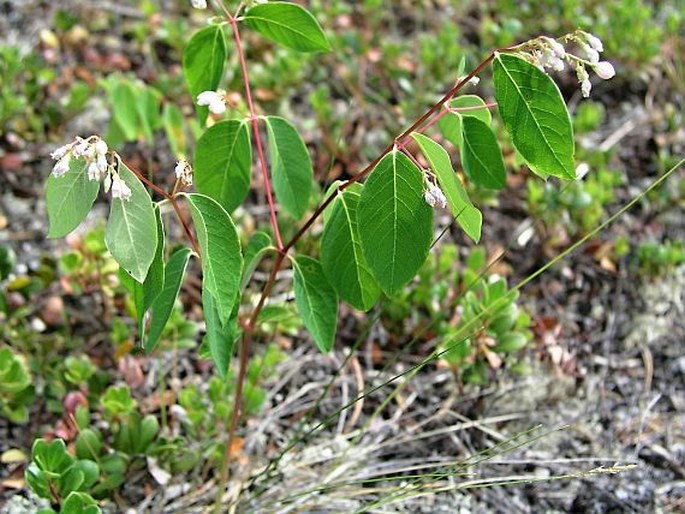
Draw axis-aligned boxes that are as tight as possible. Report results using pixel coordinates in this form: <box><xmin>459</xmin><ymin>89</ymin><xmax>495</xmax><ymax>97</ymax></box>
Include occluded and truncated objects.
<box><xmin>51</xmin><ymin>136</ymin><xmax>109</xmax><ymax>181</ymax></box>
<box><xmin>197</xmin><ymin>90</ymin><xmax>227</xmax><ymax>115</ymax></box>
<box><xmin>523</xmin><ymin>31</ymin><xmax>615</xmax><ymax>98</ymax></box>
<box><xmin>424</xmin><ymin>180</ymin><xmax>447</xmax><ymax>209</ymax></box>
<box><xmin>50</xmin><ymin>136</ymin><xmax>132</xmax><ymax>201</ymax></box>
<box><xmin>175</xmin><ymin>159</ymin><xmax>194</xmax><ymax>187</ymax></box>
<box><xmin>191</xmin><ymin>0</ymin><xmax>207</xmax><ymax>9</ymax></box>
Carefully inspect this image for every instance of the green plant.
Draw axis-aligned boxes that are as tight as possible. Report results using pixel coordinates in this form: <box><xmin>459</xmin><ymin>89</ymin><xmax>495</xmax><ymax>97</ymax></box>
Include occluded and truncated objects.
<box><xmin>0</xmin><ymin>347</ymin><xmax>34</xmax><ymax>423</ymax></box>
<box><xmin>634</xmin><ymin>239</ymin><xmax>685</xmax><ymax>276</ymax></box>
<box><xmin>42</xmin><ymin>1</ymin><xmax>620</xmax><ymax>509</ymax></box>
<box><xmin>440</xmin><ymin>248</ymin><xmax>532</xmax><ymax>384</ymax></box>
<box><xmin>24</xmin><ymin>438</ymin><xmax>101</xmax><ymax>514</ymax></box>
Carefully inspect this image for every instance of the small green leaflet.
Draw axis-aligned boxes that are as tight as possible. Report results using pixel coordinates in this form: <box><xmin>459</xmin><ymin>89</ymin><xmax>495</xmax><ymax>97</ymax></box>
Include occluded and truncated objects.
<box><xmin>461</xmin><ymin>116</ymin><xmax>507</xmax><ymax>190</ymax></box>
<box><xmin>438</xmin><ymin>95</ymin><xmax>492</xmax><ymax>149</ymax></box>
<box><xmin>241</xmin><ymin>231</ymin><xmax>273</xmax><ymax>291</ymax></box>
<box><xmin>244</xmin><ymin>2</ymin><xmax>331</xmax><ymax>53</ymax></box>
<box><xmin>194</xmin><ymin>120</ymin><xmax>252</xmax><ymax>213</ymax></box>
<box><xmin>411</xmin><ymin>133</ymin><xmax>482</xmax><ymax>242</ymax></box>
<box><xmin>202</xmin><ymin>288</ymin><xmax>238</xmax><ymax>378</ymax></box>
<box><xmin>145</xmin><ymin>247</ymin><xmax>193</xmax><ymax>354</ymax></box>
<box><xmin>321</xmin><ymin>184</ymin><xmax>380</xmax><ymax>311</ymax></box>
<box><xmin>292</xmin><ymin>256</ymin><xmax>338</xmax><ymax>353</ymax></box>
<box><xmin>357</xmin><ymin>150</ymin><xmax>434</xmax><ymax>296</ymax></box>
<box><xmin>493</xmin><ymin>52</ymin><xmax>575</xmax><ymax>180</ymax></box>
<box><xmin>111</xmin><ymin>82</ymin><xmax>139</xmax><ymax>141</ymax></box>
<box><xmin>105</xmin><ymin>160</ymin><xmax>158</xmax><ymax>283</ymax></box>
<box><xmin>265</xmin><ymin>116</ymin><xmax>313</xmax><ymax>219</ymax></box>
<box><xmin>183</xmin><ymin>193</ymin><xmax>242</xmax><ymax>325</ymax></box>
<box><xmin>183</xmin><ymin>25</ymin><xmax>227</xmax><ymax>124</ymax></box>
<box><xmin>46</xmin><ymin>158</ymin><xmax>100</xmax><ymax>238</ymax></box>
<box><xmin>119</xmin><ymin>205</ymin><xmax>165</xmax><ymax>343</ymax></box>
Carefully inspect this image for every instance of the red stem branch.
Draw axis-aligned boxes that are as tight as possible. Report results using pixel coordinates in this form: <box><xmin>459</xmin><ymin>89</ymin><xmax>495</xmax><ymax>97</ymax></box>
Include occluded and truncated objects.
<box><xmin>229</xmin><ymin>16</ymin><xmax>284</xmax><ymax>251</ymax></box>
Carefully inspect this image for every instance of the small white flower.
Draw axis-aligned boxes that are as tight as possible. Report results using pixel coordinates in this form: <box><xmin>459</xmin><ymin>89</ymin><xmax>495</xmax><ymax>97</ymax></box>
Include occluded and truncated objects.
<box><xmin>585</xmin><ymin>33</ymin><xmax>604</xmax><ymax>53</ymax></box>
<box><xmin>50</xmin><ymin>143</ymin><xmax>72</xmax><ymax>161</ymax></box>
<box><xmin>174</xmin><ymin>159</ymin><xmax>193</xmax><ymax>187</ymax></box>
<box><xmin>87</xmin><ymin>161</ymin><xmax>102</xmax><ymax>181</ymax></box>
<box><xmin>424</xmin><ymin>182</ymin><xmax>447</xmax><ymax>208</ymax></box>
<box><xmin>549</xmin><ymin>39</ymin><xmax>566</xmax><ymax>59</ymax></box>
<box><xmin>96</xmin><ymin>154</ymin><xmax>108</xmax><ymax>174</ymax></box>
<box><xmin>94</xmin><ymin>138</ymin><xmax>108</xmax><ymax>158</ymax></box>
<box><xmin>197</xmin><ymin>90</ymin><xmax>227</xmax><ymax>115</ymax></box>
<box><xmin>111</xmin><ymin>174</ymin><xmax>132</xmax><ymax>201</ymax></box>
<box><xmin>72</xmin><ymin>139</ymin><xmax>91</xmax><ymax>158</ymax></box>
<box><xmin>424</xmin><ymin>189</ymin><xmax>437</xmax><ymax>207</ymax></box>
<box><xmin>191</xmin><ymin>0</ymin><xmax>207</xmax><ymax>8</ymax></box>
<box><xmin>581</xmin><ymin>78</ymin><xmax>592</xmax><ymax>98</ymax></box>
<box><xmin>52</xmin><ymin>155</ymin><xmax>71</xmax><ymax>178</ymax></box>
<box><xmin>583</xmin><ymin>44</ymin><xmax>600</xmax><ymax>64</ymax></box>
<box><xmin>469</xmin><ymin>76</ymin><xmax>480</xmax><ymax>86</ymax></box>
<box><xmin>550</xmin><ymin>57</ymin><xmax>565</xmax><ymax>72</ymax></box>
<box><xmin>593</xmin><ymin>61</ymin><xmax>615</xmax><ymax>80</ymax></box>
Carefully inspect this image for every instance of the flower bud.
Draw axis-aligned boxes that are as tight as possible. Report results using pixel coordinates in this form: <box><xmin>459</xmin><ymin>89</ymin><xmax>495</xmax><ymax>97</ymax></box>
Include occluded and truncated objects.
<box><xmin>585</xmin><ymin>33</ymin><xmax>604</xmax><ymax>53</ymax></box>
<box><xmin>593</xmin><ymin>61</ymin><xmax>615</xmax><ymax>80</ymax></box>
<box><xmin>197</xmin><ymin>90</ymin><xmax>227</xmax><ymax>115</ymax></box>
<box><xmin>191</xmin><ymin>0</ymin><xmax>207</xmax><ymax>8</ymax></box>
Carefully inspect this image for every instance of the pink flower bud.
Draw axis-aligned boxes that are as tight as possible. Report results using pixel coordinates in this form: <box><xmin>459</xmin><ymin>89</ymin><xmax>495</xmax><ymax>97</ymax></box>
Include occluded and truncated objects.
<box><xmin>593</xmin><ymin>61</ymin><xmax>615</xmax><ymax>80</ymax></box>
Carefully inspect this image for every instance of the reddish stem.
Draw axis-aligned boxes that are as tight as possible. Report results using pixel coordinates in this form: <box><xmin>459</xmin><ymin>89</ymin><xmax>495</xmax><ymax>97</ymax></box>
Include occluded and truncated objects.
<box><xmin>229</xmin><ymin>16</ymin><xmax>284</xmax><ymax>251</ymax></box>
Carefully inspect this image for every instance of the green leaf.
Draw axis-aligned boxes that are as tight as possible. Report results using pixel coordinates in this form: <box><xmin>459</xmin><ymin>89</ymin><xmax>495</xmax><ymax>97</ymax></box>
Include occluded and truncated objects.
<box><xmin>493</xmin><ymin>52</ymin><xmax>575</xmax><ymax>180</ymax></box>
<box><xmin>321</xmin><ymin>184</ymin><xmax>380</xmax><ymax>311</ymax></box>
<box><xmin>292</xmin><ymin>256</ymin><xmax>338</xmax><ymax>353</ymax></box>
<box><xmin>163</xmin><ymin>103</ymin><xmax>187</xmax><ymax>157</ymax></box>
<box><xmin>411</xmin><ymin>132</ymin><xmax>482</xmax><ymax>242</ymax></box>
<box><xmin>183</xmin><ymin>25</ymin><xmax>227</xmax><ymax>124</ymax></box>
<box><xmin>437</xmin><ymin>96</ymin><xmax>491</xmax><ymax>150</ymax></box>
<box><xmin>265</xmin><ymin>116</ymin><xmax>313</xmax><ymax>219</ymax></box>
<box><xmin>110</xmin><ymin>82</ymin><xmax>139</xmax><ymax>141</ymax></box>
<box><xmin>202</xmin><ymin>288</ymin><xmax>238</xmax><ymax>377</ymax></box>
<box><xmin>492</xmin><ymin>333</ymin><xmax>528</xmax><ymax>353</ymax></box>
<box><xmin>194</xmin><ymin>120</ymin><xmax>252</xmax><ymax>213</ymax></box>
<box><xmin>145</xmin><ymin>247</ymin><xmax>193</xmax><ymax>354</ymax></box>
<box><xmin>46</xmin><ymin>158</ymin><xmax>100</xmax><ymax>238</ymax></box>
<box><xmin>105</xmin><ymin>160</ymin><xmax>158</xmax><ymax>282</ymax></box>
<box><xmin>61</xmin><ymin>492</ymin><xmax>101</xmax><ymax>514</ymax></box>
<box><xmin>184</xmin><ymin>193</ymin><xmax>242</xmax><ymax>324</ymax></box>
<box><xmin>244</xmin><ymin>2</ymin><xmax>331</xmax><ymax>53</ymax></box>
<box><xmin>120</xmin><ymin>205</ymin><xmax>165</xmax><ymax>342</ymax></box>
<box><xmin>136</xmin><ymin>87</ymin><xmax>162</xmax><ymax>143</ymax></box>
<box><xmin>461</xmin><ymin>116</ymin><xmax>507</xmax><ymax>190</ymax></box>
<box><xmin>357</xmin><ymin>150</ymin><xmax>434</xmax><ymax>295</ymax></box>
<box><xmin>241</xmin><ymin>231</ymin><xmax>273</xmax><ymax>291</ymax></box>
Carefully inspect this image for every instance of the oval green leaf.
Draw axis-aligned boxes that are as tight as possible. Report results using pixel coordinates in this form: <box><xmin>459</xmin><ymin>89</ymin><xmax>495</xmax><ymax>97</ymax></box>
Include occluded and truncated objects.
<box><xmin>493</xmin><ymin>52</ymin><xmax>575</xmax><ymax>180</ymax></box>
<box><xmin>321</xmin><ymin>184</ymin><xmax>381</xmax><ymax>311</ymax></box>
<box><xmin>461</xmin><ymin>116</ymin><xmax>507</xmax><ymax>190</ymax></box>
<box><xmin>265</xmin><ymin>116</ymin><xmax>313</xmax><ymax>219</ymax></box>
<box><xmin>202</xmin><ymin>287</ymin><xmax>238</xmax><ymax>378</ymax></box>
<box><xmin>241</xmin><ymin>231</ymin><xmax>273</xmax><ymax>291</ymax></box>
<box><xmin>145</xmin><ymin>247</ymin><xmax>193</xmax><ymax>354</ymax></box>
<box><xmin>183</xmin><ymin>25</ymin><xmax>227</xmax><ymax>124</ymax></box>
<box><xmin>357</xmin><ymin>150</ymin><xmax>434</xmax><ymax>296</ymax></box>
<box><xmin>411</xmin><ymin>133</ymin><xmax>482</xmax><ymax>243</ymax></box>
<box><xmin>183</xmin><ymin>193</ymin><xmax>242</xmax><ymax>325</ymax></box>
<box><xmin>46</xmin><ymin>158</ymin><xmax>101</xmax><ymax>238</ymax></box>
<box><xmin>292</xmin><ymin>256</ymin><xmax>338</xmax><ymax>353</ymax></box>
<box><xmin>194</xmin><ymin>120</ymin><xmax>252</xmax><ymax>213</ymax></box>
<box><xmin>244</xmin><ymin>2</ymin><xmax>331</xmax><ymax>53</ymax></box>
<box><xmin>119</xmin><ymin>204</ymin><xmax>165</xmax><ymax>343</ymax></box>
<box><xmin>105</xmin><ymin>160</ymin><xmax>158</xmax><ymax>283</ymax></box>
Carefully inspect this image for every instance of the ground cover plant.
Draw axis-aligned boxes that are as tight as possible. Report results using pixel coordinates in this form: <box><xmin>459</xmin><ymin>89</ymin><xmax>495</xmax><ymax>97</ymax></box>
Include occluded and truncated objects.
<box><xmin>1</xmin><ymin>0</ymin><xmax>684</xmax><ymax>512</ymax></box>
